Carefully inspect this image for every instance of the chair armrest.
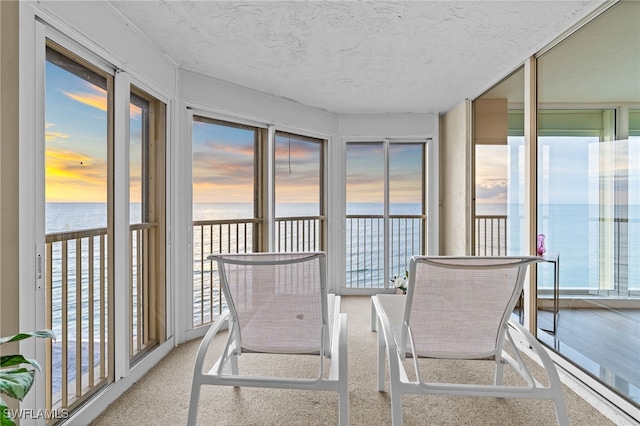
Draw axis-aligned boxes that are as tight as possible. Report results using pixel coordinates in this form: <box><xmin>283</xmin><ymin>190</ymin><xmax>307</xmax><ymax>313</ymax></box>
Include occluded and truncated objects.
<box><xmin>192</xmin><ymin>311</ymin><xmax>230</xmax><ymax>376</ymax></box>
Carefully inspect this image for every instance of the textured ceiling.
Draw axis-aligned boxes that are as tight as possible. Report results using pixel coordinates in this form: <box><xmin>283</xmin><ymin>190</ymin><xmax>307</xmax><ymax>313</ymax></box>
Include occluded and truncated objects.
<box><xmin>108</xmin><ymin>1</ymin><xmax>606</xmax><ymax>115</ymax></box>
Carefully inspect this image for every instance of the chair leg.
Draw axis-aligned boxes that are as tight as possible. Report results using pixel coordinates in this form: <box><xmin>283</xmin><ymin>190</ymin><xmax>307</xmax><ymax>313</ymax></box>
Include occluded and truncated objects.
<box><xmin>389</xmin><ymin>385</ymin><xmax>403</xmax><ymax>426</ymax></box>
<box><xmin>554</xmin><ymin>396</ymin><xmax>570</xmax><ymax>426</ymax></box>
<box><xmin>377</xmin><ymin>318</ymin><xmax>386</xmax><ymax>392</ymax></box>
<box><xmin>494</xmin><ymin>359</ymin><xmax>505</xmax><ymax>385</ymax></box>
<box><xmin>338</xmin><ymin>388</ymin><xmax>349</xmax><ymax>425</ymax></box>
<box><xmin>187</xmin><ymin>382</ymin><xmax>201</xmax><ymax>426</ymax></box>
<box><xmin>230</xmin><ymin>352</ymin><xmax>239</xmax><ymax>375</ymax></box>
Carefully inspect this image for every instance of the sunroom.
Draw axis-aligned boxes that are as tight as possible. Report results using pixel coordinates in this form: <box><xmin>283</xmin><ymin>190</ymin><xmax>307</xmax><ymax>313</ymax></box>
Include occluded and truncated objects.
<box><xmin>1</xmin><ymin>0</ymin><xmax>638</xmax><ymax>425</ymax></box>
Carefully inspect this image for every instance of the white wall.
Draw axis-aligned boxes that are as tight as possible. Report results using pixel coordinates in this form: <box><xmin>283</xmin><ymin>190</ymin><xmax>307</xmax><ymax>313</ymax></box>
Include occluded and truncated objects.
<box><xmin>180</xmin><ymin>70</ymin><xmax>337</xmax><ymax>134</ymax></box>
<box><xmin>440</xmin><ymin>100</ymin><xmax>471</xmax><ymax>255</ymax></box>
<box><xmin>30</xmin><ymin>1</ymin><xmax>177</xmax><ymax>95</ymax></box>
<box><xmin>338</xmin><ymin>113</ymin><xmax>438</xmax><ymax>138</ymax></box>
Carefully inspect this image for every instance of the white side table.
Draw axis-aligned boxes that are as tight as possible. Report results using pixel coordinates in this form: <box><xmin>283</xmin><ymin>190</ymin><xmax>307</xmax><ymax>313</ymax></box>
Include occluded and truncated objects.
<box><xmin>538</xmin><ymin>251</ymin><xmax>560</xmax><ymax>334</ymax></box>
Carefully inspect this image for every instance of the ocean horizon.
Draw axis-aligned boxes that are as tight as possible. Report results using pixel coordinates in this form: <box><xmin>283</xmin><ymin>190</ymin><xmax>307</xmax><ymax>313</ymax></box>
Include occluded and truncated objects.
<box><xmin>45</xmin><ymin>201</ymin><xmax>640</xmax><ymax>338</ymax></box>
<box><xmin>45</xmin><ymin>201</ymin><xmax>639</xmax><ymax>396</ymax></box>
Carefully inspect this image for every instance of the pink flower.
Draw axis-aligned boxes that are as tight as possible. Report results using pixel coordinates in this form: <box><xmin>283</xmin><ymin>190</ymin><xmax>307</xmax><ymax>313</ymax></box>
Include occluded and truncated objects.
<box><xmin>537</xmin><ymin>234</ymin><xmax>546</xmax><ymax>256</ymax></box>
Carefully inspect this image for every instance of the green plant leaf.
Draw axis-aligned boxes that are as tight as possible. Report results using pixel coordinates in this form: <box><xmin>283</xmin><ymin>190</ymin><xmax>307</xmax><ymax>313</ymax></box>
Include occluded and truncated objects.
<box><xmin>0</xmin><ymin>396</ymin><xmax>16</xmax><ymax>426</ymax></box>
<box><xmin>0</xmin><ymin>355</ymin><xmax>41</xmax><ymax>373</ymax></box>
<box><xmin>0</xmin><ymin>330</ymin><xmax>55</xmax><ymax>346</ymax></box>
<box><xmin>0</xmin><ymin>368</ymin><xmax>35</xmax><ymax>401</ymax></box>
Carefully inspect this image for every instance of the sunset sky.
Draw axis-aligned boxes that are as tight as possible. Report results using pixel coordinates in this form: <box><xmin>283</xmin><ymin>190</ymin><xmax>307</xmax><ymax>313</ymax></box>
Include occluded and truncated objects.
<box><xmin>45</xmin><ymin>60</ymin><xmax>109</xmax><ymax>203</ymax></box>
<box><xmin>46</xmin><ymin>55</ymin><xmax>634</xmax><ymax>209</ymax></box>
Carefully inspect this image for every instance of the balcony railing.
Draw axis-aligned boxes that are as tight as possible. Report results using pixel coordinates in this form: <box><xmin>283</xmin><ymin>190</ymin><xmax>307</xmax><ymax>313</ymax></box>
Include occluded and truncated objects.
<box><xmin>130</xmin><ymin>222</ymin><xmax>159</xmax><ymax>363</ymax></box>
<box><xmin>45</xmin><ymin>228</ymin><xmax>111</xmax><ymax>415</ymax></box>
<box><xmin>475</xmin><ymin>215</ymin><xmax>508</xmax><ymax>256</ymax></box>
<box><xmin>192</xmin><ymin>218</ymin><xmax>259</xmax><ymax>327</ymax></box>
<box><xmin>345</xmin><ymin>214</ymin><xmax>426</xmax><ymax>288</ymax></box>
<box><xmin>192</xmin><ymin>216</ymin><xmax>326</xmax><ymax>328</ymax></box>
<box><xmin>45</xmin><ymin>223</ymin><xmax>158</xmax><ymax>417</ymax></box>
<box><xmin>274</xmin><ymin>215</ymin><xmax>324</xmax><ymax>252</ymax></box>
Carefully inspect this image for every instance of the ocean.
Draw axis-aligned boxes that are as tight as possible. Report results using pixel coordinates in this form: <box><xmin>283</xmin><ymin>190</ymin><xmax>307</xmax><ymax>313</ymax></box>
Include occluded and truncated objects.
<box><xmin>46</xmin><ymin>201</ymin><xmax>640</xmax><ymax>312</ymax></box>
<box><xmin>44</xmin><ymin>201</ymin><xmax>639</xmax><ymax>396</ymax></box>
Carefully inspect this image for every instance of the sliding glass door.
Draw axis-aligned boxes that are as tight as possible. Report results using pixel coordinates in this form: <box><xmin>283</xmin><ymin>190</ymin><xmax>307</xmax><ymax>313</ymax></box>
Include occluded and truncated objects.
<box><xmin>536</xmin><ymin>1</ymin><xmax>640</xmax><ymax>406</ymax></box>
<box><xmin>345</xmin><ymin>141</ymin><xmax>427</xmax><ymax>289</ymax></box>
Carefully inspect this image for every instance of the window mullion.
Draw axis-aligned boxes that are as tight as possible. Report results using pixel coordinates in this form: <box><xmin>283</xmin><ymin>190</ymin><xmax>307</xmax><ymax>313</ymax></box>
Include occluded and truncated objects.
<box><xmin>384</xmin><ymin>139</ymin><xmax>390</xmax><ymax>286</ymax></box>
<box><xmin>113</xmin><ymin>69</ymin><xmax>131</xmax><ymax>381</ymax></box>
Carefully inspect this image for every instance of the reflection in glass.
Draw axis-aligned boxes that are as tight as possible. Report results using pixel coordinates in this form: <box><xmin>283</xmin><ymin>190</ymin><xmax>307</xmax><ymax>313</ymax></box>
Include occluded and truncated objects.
<box><xmin>536</xmin><ymin>0</ymin><xmax>640</xmax><ymax>406</ymax></box>
<box><xmin>473</xmin><ymin>67</ymin><xmax>526</xmax><ymax>256</ymax></box>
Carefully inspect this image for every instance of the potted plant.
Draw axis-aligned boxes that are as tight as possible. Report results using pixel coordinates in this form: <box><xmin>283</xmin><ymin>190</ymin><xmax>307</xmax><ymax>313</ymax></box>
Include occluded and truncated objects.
<box><xmin>1</xmin><ymin>330</ymin><xmax>55</xmax><ymax>426</ymax></box>
<box><xmin>391</xmin><ymin>271</ymin><xmax>409</xmax><ymax>294</ymax></box>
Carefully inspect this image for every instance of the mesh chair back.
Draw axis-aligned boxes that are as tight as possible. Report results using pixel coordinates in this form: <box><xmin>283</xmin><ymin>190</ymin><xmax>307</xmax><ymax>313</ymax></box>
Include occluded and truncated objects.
<box><xmin>405</xmin><ymin>256</ymin><xmax>537</xmax><ymax>360</ymax></box>
<box><xmin>213</xmin><ymin>252</ymin><xmax>326</xmax><ymax>354</ymax></box>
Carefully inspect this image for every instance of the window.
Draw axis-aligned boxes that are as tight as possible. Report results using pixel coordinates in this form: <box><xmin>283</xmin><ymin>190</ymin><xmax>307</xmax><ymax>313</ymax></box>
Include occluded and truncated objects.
<box><xmin>345</xmin><ymin>141</ymin><xmax>427</xmax><ymax>288</ymax></box>
<box><xmin>191</xmin><ymin>116</ymin><xmax>265</xmax><ymax>326</ymax></box>
<box><xmin>129</xmin><ymin>87</ymin><xmax>167</xmax><ymax>363</ymax></box>
<box><xmin>535</xmin><ymin>0</ymin><xmax>640</xmax><ymax>405</ymax></box>
<box><xmin>473</xmin><ymin>67</ymin><xmax>526</xmax><ymax>257</ymax></box>
<box><xmin>274</xmin><ymin>131</ymin><xmax>325</xmax><ymax>252</ymax></box>
<box><xmin>45</xmin><ymin>42</ymin><xmax>113</xmax><ymax>412</ymax></box>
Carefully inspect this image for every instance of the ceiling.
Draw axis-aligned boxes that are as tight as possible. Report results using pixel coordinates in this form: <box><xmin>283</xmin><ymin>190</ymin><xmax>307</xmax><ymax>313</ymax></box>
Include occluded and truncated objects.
<box><xmin>108</xmin><ymin>1</ymin><xmax>608</xmax><ymax>115</ymax></box>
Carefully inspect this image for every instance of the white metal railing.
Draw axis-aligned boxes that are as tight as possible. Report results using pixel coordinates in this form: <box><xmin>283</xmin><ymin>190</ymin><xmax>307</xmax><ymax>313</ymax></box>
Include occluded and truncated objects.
<box><xmin>45</xmin><ymin>228</ymin><xmax>111</xmax><ymax>415</ymax></box>
<box><xmin>192</xmin><ymin>216</ymin><xmax>326</xmax><ymax>328</ymax></box>
<box><xmin>192</xmin><ymin>218</ymin><xmax>259</xmax><ymax>327</ymax></box>
<box><xmin>345</xmin><ymin>214</ymin><xmax>425</xmax><ymax>288</ymax></box>
<box><xmin>475</xmin><ymin>215</ymin><xmax>508</xmax><ymax>256</ymax></box>
<box><xmin>129</xmin><ymin>222</ymin><xmax>159</xmax><ymax>362</ymax></box>
<box><xmin>45</xmin><ymin>223</ymin><xmax>158</xmax><ymax>416</ymax></box>
<box><xmin>274</xmin><ymin>215</ymin><xmax>324</xmax><ymax>252</ymax></box>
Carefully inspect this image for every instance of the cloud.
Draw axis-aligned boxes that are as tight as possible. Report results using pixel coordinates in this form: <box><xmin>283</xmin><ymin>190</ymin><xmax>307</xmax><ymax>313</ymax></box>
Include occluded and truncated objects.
<box><xmin>274</xmin><ymin>143</ymin><xmax>315</xmax><ymax>159</ymax></box>
<box><xmin>62</xmin><ymin>83</ymin><xmax>107</xmax><ymax>112</ymax></box>
<box><xmin>476</xmin><ymin>179</ymin><xmax>508</xmax><ymax>202</ymax></box>
<box><xmin>45</xmin><ymin>122</ymin><xmax>70</xmax><ymax>142</ymax></box>
<box><xmin>130</xmin><ymin>103</ymin><xmax>142</xmax><ymax>120</ymax></box>
<box><xmin>45</xmin><ymin>146</ymin><xmax>108</xmax><ymax>202</ymax></box>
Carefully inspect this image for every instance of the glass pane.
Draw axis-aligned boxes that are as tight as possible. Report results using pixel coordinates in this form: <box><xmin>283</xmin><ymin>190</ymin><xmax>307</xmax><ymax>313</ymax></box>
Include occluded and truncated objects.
<box><xmin>191</xmin><ymin>116</ymin><xmax>258</xmax><ymax>327</ymax></box>
<box><xmin>346</xmin><ymin>143</ymin><xmax>384</xmax><ymax>214</ymax></box>
<box><xmin>192</xmin><ymin>118</ymin><xmax>256</xmax><ymax>219</ymax></box>
<box><xmin>346</xmin><ymin>143</ymin><xmax>384</xmax><ymax>288</ymax></box>
<box><xmin>631</xmin><ymin>108</ymin><xmax>640</xmax><ymax>291</ymax></box>
<box><xmin>274</xmin><ymin>132</ymin><xmax>323</xmax><ymax>252</ymax></box>
<box><xmin>389</xmin><ymin>143</ymin><xmax>425</xmax><ymax>278</ymax></box>
<box><xmin>129</xmin><ymin>94</ymin><xmax>147</xmax><ymax>224</ymax></box>
<box><xmin>538</xmin><ymin>134</ymin><xmax>602</xmax><ymax>291</ymax></box>
<box><xmin>129</xmin><ymin>89</ymin><xmax>164</xmax><ymax>363</ymax></box>
<box><xmin>275</xmin><ymin>133</ymin><xmax>321</xmax><ymax>216</ymax></box>
<box><xmin>389</xmin><ymin>144</ymin><xmax>423</xmax><ymax>215</ymax></box>
<box><xmin>629</xmin><ymin>137</ymin><xmax>640</xmax><ymax>291</ymax></box>
<box><xmin>536</xmin><ymin>0</ymin><xmax>640</xmax><ymax>405</ymax></box>
<box><xmin>474</xmin><ymin>67</ymin><xmax>526</xmax><ymax>257</ymax></box>
<box><xmin>45</xmin><ymin>49</ymin><xmax>108</xmax><ymax>230</ymax></box>
<box><xmin>45</xmin><ymin>46</ymin><xmax>111</xmax><ymax>411</ymax></box>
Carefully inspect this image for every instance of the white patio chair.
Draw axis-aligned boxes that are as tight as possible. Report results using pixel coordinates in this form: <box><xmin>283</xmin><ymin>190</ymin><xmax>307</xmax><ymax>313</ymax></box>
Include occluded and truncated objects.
<box><xmin>188</xmin><ymin>252</ymin><xmax>348</xmax><ymax>425</ymax></box>
<box><xmin>372</xmin><ymin>256</ymin><xmax>569</xmax><ymax>425</ymax></box>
